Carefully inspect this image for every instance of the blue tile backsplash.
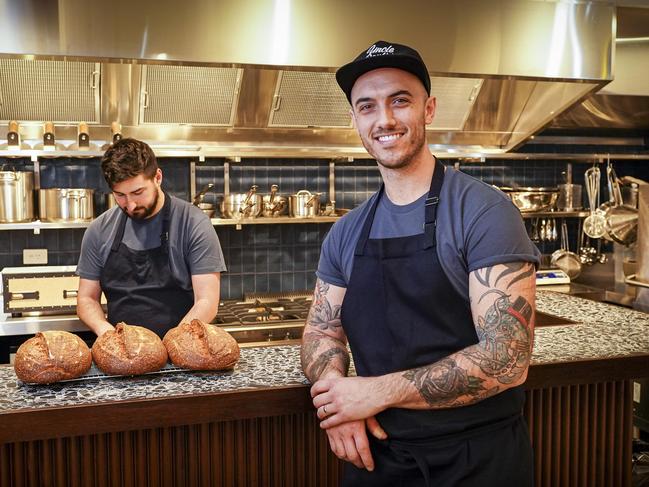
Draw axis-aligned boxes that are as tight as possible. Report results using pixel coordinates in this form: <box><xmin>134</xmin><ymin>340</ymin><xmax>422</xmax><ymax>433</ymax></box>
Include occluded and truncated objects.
<box><xmin>1</xmin><ymin>146</ymin><xmax>648</xmax><ymax>300</ymax></box>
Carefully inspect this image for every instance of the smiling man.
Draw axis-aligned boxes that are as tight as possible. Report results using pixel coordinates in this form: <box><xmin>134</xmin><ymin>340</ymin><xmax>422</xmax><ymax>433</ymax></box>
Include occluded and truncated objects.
<box><xmin>301</xmin><ymin>41</ymin><xmax>541</xmax><ymax>486</ymax></box>
<box><xmin>76</xmin><ymin>138</ymin><xmax>225</xmax><ymax>338</ymax></box>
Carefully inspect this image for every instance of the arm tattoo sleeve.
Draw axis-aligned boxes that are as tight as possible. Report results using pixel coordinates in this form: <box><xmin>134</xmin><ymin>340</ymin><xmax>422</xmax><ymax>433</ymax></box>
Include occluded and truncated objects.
<box><xmin>402</xmin><ymin>264</ymin><xmax>533</xmax><ymax>407</ymax></box>
<box><xmin>306</xmin><ymin>280</ymin><xmax>342</xmax><ymax>332</ymax></box>
<box><xmin>460</xmin><ymin>290</ymin><xmax>532</xmax><ymax>384</ymax></box>
<box><xmin>307</xmin><ymin>347</ymin><xmax>350</xmax><ymax>380</ymax></box>
<box><xmin>402</xmin><ymin>358</ymin><xmax>496</xmax><ymax>407</ymax></box>
<box><xmin>300</xmin><ymin>279</ymin><xmax>349</xmax><ymax>382</ymax></box>
<box><xmin>474</xmin><ymin>262</ymin><xmax>535</xmax><ymax>290</ymax></box>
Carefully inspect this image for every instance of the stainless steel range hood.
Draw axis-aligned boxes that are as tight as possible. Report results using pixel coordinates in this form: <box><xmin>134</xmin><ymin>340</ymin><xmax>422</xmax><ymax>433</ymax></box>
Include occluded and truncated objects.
<box><xmin>0</xmin><ymin>0</ymin><xmax>614</xmax><ymax>157</ymax></box>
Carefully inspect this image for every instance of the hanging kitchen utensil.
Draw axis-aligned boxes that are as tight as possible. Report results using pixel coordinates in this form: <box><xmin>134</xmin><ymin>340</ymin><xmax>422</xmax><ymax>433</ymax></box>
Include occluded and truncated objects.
<box><xmin>551</xmin><ymin>220</ymin><xmax>582</xmax><ymax>279</ymax></box>
<box><xmin>598</xmin><ymin>160</ymin><xmax>616</xmax><ymax>241</ymax></box>
<box><xmin>583</xmin><ymin>166</ymin><xmax>606</xmax><ymax>238</ymax></box>
<box><xmin>603</xmin><ymin>163</ymin><xmax>637</xmax><ymax>246</ymax></box>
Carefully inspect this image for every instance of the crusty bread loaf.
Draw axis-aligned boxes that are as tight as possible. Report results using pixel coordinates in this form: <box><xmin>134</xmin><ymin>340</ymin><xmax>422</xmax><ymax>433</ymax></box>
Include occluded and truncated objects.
<box><xmin>92</xmin><ymin>322</ymin><xmax>168</xmax><ymax>375</ymax></box>
<box><xmin>14</xmin><ymin>331</ymin><xmax>92</xmax><ymax>384</ymax></box>
<box><xmin>163</xmin><ymin>319</ymin><xmax>240</xmax><ymax>370</ymax></box>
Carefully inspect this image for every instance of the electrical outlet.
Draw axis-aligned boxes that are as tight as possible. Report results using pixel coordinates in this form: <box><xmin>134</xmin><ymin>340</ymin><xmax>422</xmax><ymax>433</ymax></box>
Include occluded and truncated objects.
<box><xmin>23</xmin><ymin>248</ymin><xmax>48</xmax><ymax>265</ymax></box>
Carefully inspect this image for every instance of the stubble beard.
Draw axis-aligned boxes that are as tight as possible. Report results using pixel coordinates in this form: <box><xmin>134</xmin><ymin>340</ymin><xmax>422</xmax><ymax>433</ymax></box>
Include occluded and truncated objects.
<box><xmin>362</xmin><ymin>122</ymin><xmax>428</xmax><ymax>171</ymax></box>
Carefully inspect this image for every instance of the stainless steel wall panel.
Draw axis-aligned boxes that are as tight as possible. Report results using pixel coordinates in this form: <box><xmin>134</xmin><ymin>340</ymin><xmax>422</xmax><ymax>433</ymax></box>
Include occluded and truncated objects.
<box><xmin>0</xmin><ymin>0</ymin><xmax>614</xmax><ymax>81</ymax></box>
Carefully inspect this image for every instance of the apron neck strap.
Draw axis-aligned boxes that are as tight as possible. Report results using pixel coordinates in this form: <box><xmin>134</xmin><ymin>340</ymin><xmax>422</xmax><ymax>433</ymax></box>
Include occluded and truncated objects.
<box><xmin>422</xmin><ymin>158</ymin><xmax>444</xmax><ymax>246</ymax></box>
<box><xmin>160</xmin><ymin>191</ymin><xmax>171</xmax><ymax>248</ymax></box>
<box><xmin>354</xmin><ymin>185</ymin><xmax>384</xmax><ymax>256</ymax></box>
<box><xmin>354</xmin><ymin>158</ymin><xmax>445</xmax><ymax>256</ymax></box>
<box><xmin>109</xmin><ymin>189</ymin><xmax>171</xmax><ymax>252</ymax></box>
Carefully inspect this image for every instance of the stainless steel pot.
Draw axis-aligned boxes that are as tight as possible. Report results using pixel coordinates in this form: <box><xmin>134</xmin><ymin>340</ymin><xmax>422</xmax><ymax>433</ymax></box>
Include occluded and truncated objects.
<box><xmin>262</xmin><ymin>185</ymin><xmax>288</xmax><ymax>217</ymax></box>
<box><xmin>289</xmin><ymin>190</ymin><xmax>321</xmax><ymax>218</ymax></box>
<box><xmin>0</xmin><ymin>170</ymin><xmax>34</xmax><ymax>222</ymax></box>
<box><xmin>220</xmin><ymin>185</ymin><xmax>263</xmax><ymax>219</ymax></box>
<box><xmin>39</xmin><ymin>188</ymin><xmax>94</xmax><ymax>222</ymax></box>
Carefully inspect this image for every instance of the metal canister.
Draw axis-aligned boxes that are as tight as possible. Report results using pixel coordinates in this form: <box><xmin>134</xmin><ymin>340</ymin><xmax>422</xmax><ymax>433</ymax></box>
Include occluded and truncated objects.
<box><xmin>556</xmin><ymin>183</ymin><xmax>582</xmax><ymax>211</ymax></box>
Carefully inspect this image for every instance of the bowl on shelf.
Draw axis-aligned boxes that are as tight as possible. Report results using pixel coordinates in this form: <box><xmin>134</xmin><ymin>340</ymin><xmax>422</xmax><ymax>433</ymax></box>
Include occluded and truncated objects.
<box><xmin>500</xmin><ymin>187</ymin><xmax>559</xmax><ymax>212</ymax></box>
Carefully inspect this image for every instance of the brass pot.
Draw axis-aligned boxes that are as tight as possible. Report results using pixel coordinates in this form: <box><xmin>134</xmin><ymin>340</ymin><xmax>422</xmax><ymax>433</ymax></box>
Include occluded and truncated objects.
<box><xmin>288</xmin><ymin>190</ymin><xmax>321</xmax><ymax>218</ymax></box>
<box><xmin>220</xmin><ymin>185</ymin><xmax>263</xmax><ymax>219</ymax></box>
<box><xmin>262</xmin><ymin>185</ymin><xmax>288</xmax><ymax>217</ymax></box>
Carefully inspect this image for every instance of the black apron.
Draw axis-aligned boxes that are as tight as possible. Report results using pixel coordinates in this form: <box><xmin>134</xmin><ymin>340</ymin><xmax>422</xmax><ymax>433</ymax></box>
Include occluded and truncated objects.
<box><xmin>100</xmin><ymin>192</ymin><xmax>194</xmax><ymax>338</ymax></box>
<box><xmin>340</xmin><ymin>160</ymin><xmax>533</xmax><ymax>486</ymax></box>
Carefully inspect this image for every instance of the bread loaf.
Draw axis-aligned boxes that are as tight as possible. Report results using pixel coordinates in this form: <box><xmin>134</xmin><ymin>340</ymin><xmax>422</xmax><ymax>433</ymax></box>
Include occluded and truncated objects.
<box><xmin>92</xmin><ymin>322</ymin><xmax>168</xmax><ymax>375</ymax></box>
<box><xmin>14</xmin><ymin>331</ymin><xmax>92</xmax><ymax>384</ymax></box>
<box><xmin>163</xmin><ymin>319</ymin><xmax>240</xmax><ymax>370</ymax></box>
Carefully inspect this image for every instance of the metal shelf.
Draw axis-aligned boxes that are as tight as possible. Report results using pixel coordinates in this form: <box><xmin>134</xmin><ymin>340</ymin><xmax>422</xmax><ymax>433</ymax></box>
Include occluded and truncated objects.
<box><xmin>0</xmin><ymin>217</ymin><xmax>341</xmax><ymax>233</ymax></box>
<box><xmin>211</xmin><ymin>216</ymin><xmax>340</xmax><ymax>228</ymax></box>
<box><xmin>0</xmin><ymin>220</ymin><xmax>91</xmax><ymax>233</ymax></box>
<box><xmin>521</xmin><ymin>211</ymin><xmax>590</xmax><ymax>219</ymax></box>
<box><xmin>1</xmin><ymin>148</ymin><xmax>647</xmax><ymax>162</ymax></box>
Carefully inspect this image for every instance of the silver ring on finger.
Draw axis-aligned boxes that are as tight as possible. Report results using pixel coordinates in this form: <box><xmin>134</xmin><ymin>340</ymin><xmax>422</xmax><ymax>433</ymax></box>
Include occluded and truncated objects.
<box><xmin>323</xmin><ymin>405</ymin><xmax>328</xmax><ymax>415</ymax></box>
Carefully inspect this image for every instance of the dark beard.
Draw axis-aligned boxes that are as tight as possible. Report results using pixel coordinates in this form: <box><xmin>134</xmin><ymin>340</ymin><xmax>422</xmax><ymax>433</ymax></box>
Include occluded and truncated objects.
<box><xmin>122</xmin><ymin>189</ymin><xmax>160</xmax><ymax>220</ymax></box>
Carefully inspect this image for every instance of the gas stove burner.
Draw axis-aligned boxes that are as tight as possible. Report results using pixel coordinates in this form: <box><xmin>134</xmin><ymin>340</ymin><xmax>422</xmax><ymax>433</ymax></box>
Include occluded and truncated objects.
<box><xmin>213</xmin><ymin>293</ymin><xmax>311</xmax><ymax>328</ymax></box>
<box><xmin>244</xmin><ymin>291</ymin><xmax>313</xmax><ymax>303</ymax></box>
<box><xmin>239</xmin><ymin>312</ymin><xmax>303</xmax><ymax>324</ymax></box>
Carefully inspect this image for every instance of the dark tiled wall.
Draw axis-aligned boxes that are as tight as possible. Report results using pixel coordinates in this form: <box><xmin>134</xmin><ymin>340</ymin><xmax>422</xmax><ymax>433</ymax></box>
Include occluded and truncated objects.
<box><xmin>2</xmin><ymin>154</ymin><xmax>649</xmax><ymax>300</ymax></box>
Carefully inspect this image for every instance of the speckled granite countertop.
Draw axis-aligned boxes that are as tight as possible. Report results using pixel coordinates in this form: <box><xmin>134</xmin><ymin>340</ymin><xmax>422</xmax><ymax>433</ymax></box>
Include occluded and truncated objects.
<box><xmin>1</xmin><ymin>290</ymin><xmax>648</xmax><ymax>415</ymax></box>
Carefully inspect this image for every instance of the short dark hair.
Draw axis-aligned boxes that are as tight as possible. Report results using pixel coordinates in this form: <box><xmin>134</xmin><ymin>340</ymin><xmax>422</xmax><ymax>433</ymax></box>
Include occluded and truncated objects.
<box><xmin>101</xmin><ymin>138</ymin><xmax>158</xmax><ymax>188</ymax></box>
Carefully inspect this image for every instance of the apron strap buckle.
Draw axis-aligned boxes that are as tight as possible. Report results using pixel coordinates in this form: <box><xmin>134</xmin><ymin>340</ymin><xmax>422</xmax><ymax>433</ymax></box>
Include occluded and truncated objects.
<box><xmin>425</xmin><ymin>196</ymin><xmax>439</xmax><ymax>207</ymax></box>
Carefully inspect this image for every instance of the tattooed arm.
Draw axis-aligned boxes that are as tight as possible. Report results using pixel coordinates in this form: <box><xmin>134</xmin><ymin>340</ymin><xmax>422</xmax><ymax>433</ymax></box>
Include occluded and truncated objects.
<box><xmin>301</xmin><ymin>278</ymin><xmax>349</xmax><ymax>383</ymax></box>
<box><xmin>312</xmin><ymin>262</ymin><xmax>535</xmax><ymax>428</ymax></box>
<box><xmin>302</xmin><ymin>279</ymin><xmax>386</xmax><ymax>471</ymax></box>
<box><xmin>398</xmin><ymin>261</ymin><xmax>535</xmax><ymax>408</ymax></box>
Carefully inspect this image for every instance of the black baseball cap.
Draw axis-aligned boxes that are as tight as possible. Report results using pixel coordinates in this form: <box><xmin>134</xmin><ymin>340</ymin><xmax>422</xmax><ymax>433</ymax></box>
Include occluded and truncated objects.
<box><xmin>335</xmin><ymin>40</ymin><xmax>431</xmax><ymax>103</ymax></box>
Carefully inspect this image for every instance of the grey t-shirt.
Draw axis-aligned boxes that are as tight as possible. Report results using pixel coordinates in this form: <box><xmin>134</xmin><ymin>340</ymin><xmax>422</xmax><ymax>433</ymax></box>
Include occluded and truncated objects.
<box><xmin>77</xmin><ymin>194</ymin><xmax>226</xmax><ymax>291</ymax></box>
<box><xmin>317</xmin><ymin>166</ymin><xmax>541</xmax><ymax>298</ymax></box>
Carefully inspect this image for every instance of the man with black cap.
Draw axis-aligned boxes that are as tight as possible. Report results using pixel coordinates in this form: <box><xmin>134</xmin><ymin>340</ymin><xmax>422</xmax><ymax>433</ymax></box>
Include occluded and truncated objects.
<box><xmin>301</xmin><ymin>41</ymin><xmax>540</xmax><ymax>486</ymax></box>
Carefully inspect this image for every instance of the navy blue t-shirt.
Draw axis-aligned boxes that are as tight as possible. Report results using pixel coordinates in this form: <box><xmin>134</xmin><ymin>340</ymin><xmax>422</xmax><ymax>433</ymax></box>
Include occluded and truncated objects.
<box><xmin>317</xmin><ymin>166</ymin><xmax>541</xmax><ymax>299</ymax></box>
